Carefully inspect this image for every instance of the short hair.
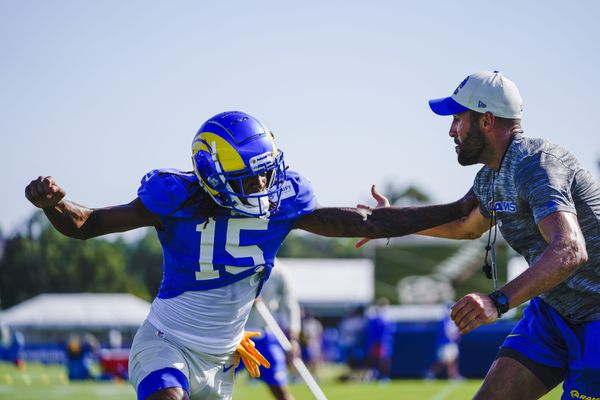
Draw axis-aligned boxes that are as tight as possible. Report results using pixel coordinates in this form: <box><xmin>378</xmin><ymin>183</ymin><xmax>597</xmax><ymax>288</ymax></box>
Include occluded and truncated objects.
<box><xmin>470</xmin><ymin>110</ymin><xmax>521</xmax><ymax>130</ymax></box>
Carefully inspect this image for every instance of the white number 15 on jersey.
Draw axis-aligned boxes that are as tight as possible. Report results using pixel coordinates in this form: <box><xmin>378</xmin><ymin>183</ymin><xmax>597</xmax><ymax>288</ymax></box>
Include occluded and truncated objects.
<box><xmin>195</xmin><ymin>218</ymin><xmax>268</xmax><ymax>281</ymax></box>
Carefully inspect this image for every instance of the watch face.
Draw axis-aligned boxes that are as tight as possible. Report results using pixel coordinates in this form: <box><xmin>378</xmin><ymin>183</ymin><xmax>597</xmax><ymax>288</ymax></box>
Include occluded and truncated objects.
<box><xmin>492</xmin><ymin>291</ymin><xmax>509</xmax><ymax>313</ymax></box>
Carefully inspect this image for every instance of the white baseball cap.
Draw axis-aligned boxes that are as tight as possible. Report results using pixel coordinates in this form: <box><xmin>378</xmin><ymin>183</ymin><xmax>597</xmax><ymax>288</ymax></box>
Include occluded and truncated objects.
<box><xmin>429</xmin><ymin>71</ymin><xmax>523</xmax><ymax>119</ymax></box>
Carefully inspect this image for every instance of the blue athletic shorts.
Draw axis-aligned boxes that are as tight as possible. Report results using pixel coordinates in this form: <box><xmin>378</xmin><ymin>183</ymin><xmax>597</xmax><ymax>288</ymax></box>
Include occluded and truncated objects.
<box><xmin>255</xmin><ymin>332</ymin><xmax>288</xmax><ymax>386</ymax></box>
<box><xmin>500</xmin><ymin>297</ymin><xmax>600</xmax><ymax>399</ymax></box>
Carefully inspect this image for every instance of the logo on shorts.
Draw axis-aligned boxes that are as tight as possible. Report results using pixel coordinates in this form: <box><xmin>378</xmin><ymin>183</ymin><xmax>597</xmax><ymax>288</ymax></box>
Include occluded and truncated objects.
<box><xmin>223</xmin><ymin>364</ymin><xmax>235</xmax><ymax>372</ymax></box>
<box><xmin>570</xmin><ymin>389</ymin><xmax>599</xmax><ymax>400</ymax></box>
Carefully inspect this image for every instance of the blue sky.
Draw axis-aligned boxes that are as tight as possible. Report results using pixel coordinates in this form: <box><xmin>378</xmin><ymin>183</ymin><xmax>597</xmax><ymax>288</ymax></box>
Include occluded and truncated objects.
<box><xmin>2</xmin><ymin>1</ymin><xmax>599</xmax><ymax>235</ymax></box>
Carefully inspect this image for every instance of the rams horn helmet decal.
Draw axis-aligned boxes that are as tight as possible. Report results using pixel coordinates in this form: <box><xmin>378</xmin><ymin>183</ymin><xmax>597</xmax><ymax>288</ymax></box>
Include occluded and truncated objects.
<box><xmin>191</xmin><ymin>111</ymin><xmax>286</xmax><ymax>217</ymax></box>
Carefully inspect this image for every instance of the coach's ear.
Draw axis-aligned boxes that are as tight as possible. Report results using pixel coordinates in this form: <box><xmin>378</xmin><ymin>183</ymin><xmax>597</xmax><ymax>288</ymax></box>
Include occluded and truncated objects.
<box><xmin>479</xmin><ymin>111</ymin><xmax>495</xmax><ymax>132</ymax></box>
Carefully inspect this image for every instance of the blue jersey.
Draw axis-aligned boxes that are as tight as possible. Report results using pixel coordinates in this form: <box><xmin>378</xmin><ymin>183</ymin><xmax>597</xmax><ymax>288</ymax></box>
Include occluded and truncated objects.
<box><xmin>137</xmin><ymin>168</ymin><xmax>317</xmax><ymax>298</ymax></box>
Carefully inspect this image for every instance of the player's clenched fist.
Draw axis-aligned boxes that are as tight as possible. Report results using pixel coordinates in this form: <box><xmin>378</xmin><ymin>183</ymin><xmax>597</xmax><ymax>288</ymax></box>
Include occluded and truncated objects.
<box><xmin>25</xmin><ymin>176</ymin><xmax>66</xmax><ymax>209</ymax></box>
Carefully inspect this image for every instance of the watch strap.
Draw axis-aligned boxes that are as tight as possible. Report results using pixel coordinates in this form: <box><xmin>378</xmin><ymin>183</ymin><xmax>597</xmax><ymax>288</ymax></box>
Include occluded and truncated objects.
<box><xmin>488</xmin><ymin>290</ymin><xmax>509</xmax><ymax>317</ymax></box>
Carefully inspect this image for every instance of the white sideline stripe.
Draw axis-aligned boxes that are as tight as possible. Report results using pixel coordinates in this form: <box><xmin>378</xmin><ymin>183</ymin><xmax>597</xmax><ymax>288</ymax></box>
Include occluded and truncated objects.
<box><xmin>431</xmin><ymin>380</ymin><xmax>464</xmax><ymax>400</ymax></box>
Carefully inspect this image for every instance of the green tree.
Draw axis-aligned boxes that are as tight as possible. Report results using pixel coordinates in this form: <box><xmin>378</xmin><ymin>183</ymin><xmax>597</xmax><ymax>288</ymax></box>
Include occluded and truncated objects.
<box><xmin>382</xmin><ymin>182</ymin><xmax>431</xmax><ymax>205</ymax></box>
<box><xmin>127</xmin><ymin>229</ymin><xmax>163</xmax><ymax>299</ymax></box>
<box><xmin>279</xmin><ymin>231</ymin><xmax>364</xmax><ymax>258</ymax></box>
<box><xmin>0</xmin><ymin>211</ymin><xmax>145</xmax><ymax>308</ymax></box>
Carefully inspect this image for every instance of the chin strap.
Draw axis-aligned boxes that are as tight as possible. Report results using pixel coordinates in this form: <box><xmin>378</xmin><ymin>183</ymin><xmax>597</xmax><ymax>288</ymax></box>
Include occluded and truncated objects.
<box><xmin>236</xmin><ymin>331</ymin><xmax>271</xmax><ymax>378</ymax></box>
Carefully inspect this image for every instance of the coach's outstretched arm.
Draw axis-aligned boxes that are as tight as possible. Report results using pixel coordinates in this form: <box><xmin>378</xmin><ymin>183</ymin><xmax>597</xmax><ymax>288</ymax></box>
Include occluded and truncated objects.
<box><xmin>25</xmin><ymin>176</ymin><xmax>159</xmax><ymax>239</ymax></box>
<box><xmin>294</xmin><ymin>190</ymin><xmax>477</xmax><ymax>238</ymax></box>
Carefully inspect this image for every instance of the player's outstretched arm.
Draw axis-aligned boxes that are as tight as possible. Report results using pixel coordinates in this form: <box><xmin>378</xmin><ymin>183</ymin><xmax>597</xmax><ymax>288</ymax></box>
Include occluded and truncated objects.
<box><xmin>25</xmin><ymin>176</ymin><xmax>160</xmax><ymax>239</ymax></box>
<box><xmin>354</xmin><ymin>186</ymin><xmax>487</xmax><ymax>247</ymax></box>
<box><xmin>294</xmin><ymin>191</ymin><xmax>478</xmax><ymax>238</ymax></box>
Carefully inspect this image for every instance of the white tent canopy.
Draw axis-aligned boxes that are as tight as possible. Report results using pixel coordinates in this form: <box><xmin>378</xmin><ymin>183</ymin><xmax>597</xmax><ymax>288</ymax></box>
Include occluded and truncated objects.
<box><xmin>0</xmin><ymin>258</ymin><xmax>374</xmax><ymax>329</ymax></box>
<box><xmin>279</xmin><ymin>258</ymin><xmax>374</xmax><ymax>305</ymax></box>
<box><xmin>0</xmin><ymin>293</ymin><xmax>150</xmax><ymax>330</ymax></box>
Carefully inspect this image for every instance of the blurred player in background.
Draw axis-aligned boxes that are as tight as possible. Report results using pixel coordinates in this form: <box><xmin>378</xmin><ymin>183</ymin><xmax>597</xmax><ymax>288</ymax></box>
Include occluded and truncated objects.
<box><xmin>300</xmin><ymin>309</ymin><xmax>324</xmax><ymax>377</ymax></box>
<box><xmin>0</xmin><ymin>323</ymin><xmax>25</xmax><ymax>369</ymax></box>
<box><xmin>337</xmin><ymin>305</ymin><xmax>367</xmax><ymax>381</ymax></box>
<box><xmin>363</xmin><ymin>298</ymin><xmax>394</xmax><ymax>381</ymax></box>
<box><xmin>65</xmin><ymin>333</ymin><xmax>99</xmax><ymax>381</ymax></box>
<box><xmin>364</xmin><ymin>71</ymin><xmax>600</xmax><ymax>399</ymax></box>
<box><xmin>25</xmin><ymin>110</ymin><xmax>476</xmax><ymax>400</ymax></box>
<box><xmin>244</xmin><ymin>261</ymin><xmax>301</xmax><ymax>400</ymax></box>
<box><xmin>424</xmin><ymin>305</ymin><xmax>462</xmax><ymax>381</ymax></box>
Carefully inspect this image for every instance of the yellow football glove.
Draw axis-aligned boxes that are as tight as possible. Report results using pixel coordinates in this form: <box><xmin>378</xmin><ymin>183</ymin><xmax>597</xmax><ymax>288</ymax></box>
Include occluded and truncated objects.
<box><xmin>236</xmin><ymin>331</ymin><xmax>271</xmax><ymax>378</ymax></box>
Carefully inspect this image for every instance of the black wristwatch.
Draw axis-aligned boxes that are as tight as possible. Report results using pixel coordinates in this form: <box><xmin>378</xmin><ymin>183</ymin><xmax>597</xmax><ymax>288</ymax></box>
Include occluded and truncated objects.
<box><xmin>488</xmin><ymin>290</ymin><xmax>510</xmax><ymax>317</ymax></box>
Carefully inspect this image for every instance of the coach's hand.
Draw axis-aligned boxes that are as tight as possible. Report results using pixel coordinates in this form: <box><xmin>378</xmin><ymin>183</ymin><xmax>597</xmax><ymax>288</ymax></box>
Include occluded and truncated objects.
<box><xmin>355</xmin><ymin>185</ymin><xmax>390</xmax><ymax>248</ymax></box>
<box><xmin>25</xmin><ymin>176</ymin><xmax>66</xmax><ymax>209</ymax></box>
<box><xmin>450</xmin><ymin>292</ymin><xmax>499</xmax><ymax>335</ymax></box>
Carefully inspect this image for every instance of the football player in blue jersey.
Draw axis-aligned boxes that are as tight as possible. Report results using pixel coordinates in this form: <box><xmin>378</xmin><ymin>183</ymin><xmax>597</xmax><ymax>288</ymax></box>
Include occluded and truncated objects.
<box><xmin>25</xmin><ymin>111</ymin><xmax>476</xmax><ymax>400</ymax></box>
<box><xmin>362</xmin><ymin>72</ymin><xmax>600</xmax><ymax>399</ymax></box>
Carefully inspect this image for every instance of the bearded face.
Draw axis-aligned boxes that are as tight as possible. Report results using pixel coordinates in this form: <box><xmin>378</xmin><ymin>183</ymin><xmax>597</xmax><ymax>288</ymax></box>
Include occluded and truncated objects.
<box><xmin>456</xmin><ymin>114</ymin><xmax>486</xmax><ymax>166</ymax></box>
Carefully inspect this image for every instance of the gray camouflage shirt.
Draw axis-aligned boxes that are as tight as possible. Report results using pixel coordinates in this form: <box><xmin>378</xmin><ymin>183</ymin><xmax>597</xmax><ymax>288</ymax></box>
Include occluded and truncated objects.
<box><xmin>473</xmin><ymin>134</ymin><xmax>600</xmax><ymax>323</ymax></box>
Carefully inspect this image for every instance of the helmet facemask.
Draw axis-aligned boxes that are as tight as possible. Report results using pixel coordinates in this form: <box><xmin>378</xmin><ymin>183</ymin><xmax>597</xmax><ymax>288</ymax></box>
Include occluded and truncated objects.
<box><xmin>192</xmin><ymin>139</ymin><xmax>286</xmax><ymax>218</ymax></box>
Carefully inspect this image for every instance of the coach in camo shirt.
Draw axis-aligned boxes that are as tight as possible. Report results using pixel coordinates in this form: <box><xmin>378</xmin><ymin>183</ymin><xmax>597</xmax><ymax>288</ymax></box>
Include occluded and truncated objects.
<box><xmin>366</xmin><ymin>71</ymin><xmax>600</xmax><ymax>399</ymax></box>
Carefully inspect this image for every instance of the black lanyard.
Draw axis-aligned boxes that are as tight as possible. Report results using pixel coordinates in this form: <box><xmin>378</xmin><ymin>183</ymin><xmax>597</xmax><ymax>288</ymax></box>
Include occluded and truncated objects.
<box><xmin>482</xmin><ymin>132</ymin><xmax>520</xmax><ymax>288</ymax></box>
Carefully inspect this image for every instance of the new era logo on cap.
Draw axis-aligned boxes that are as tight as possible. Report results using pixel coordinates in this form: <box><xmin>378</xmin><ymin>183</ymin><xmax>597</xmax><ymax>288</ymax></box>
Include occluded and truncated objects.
<box><xmin>429</xmin><ymin>71</ymin><xmax>523</xmax><ymax>119</ymax></box>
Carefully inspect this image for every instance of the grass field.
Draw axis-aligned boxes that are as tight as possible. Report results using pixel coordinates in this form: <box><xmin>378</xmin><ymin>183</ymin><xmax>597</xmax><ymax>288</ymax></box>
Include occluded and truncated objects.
<box><xmin>0</xmin><ymin>362</ymin><xmax>563</xmax><ymax>400</ymax></box>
